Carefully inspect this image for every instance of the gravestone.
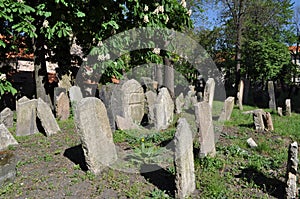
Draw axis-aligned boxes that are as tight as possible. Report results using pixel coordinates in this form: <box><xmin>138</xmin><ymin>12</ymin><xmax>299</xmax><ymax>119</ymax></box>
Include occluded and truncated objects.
<box><xmin>0</xmin><ymin>151</ymin><xmax>17</xmax><ymax>187</ymax></box>
<box><xmin>0</xmin><ymin>108</ymin><xmax>13</xmax><ymax>128</ymax></box>
<box><xmin>184</xmin><ymin>86</ymin><xmax>197</xmax><ymax>109</ymax></box>
<box><xmin>268</xmin><ymin>81</ymin><xmax>276</xmax><ymax>111</ymax></box>
<box><xmin>203</xmin><ymin>78</ymin><xmax>215</xmax><ymax>108</ymax></box>
<box><xmin>247</xmin><ymin>138</ymin><xmax>258</xmax><ymax>148</ymax></box>
<box><xmin>194</xmin><ymin>101</ymin><xmax>216</xmax><ymax>157</ymax></box>
<box><xmin>237</xmin><ymin>80</ymin><xmax>244</xmax><ymax>110</ymax></box>
<box><xmin>56</xmin><ymin>92</ymin><xmax>70</xmax><ymax>120</ymax></box>
<box><xmin>111</xmin><ymin>79</ymin><xmax>145</xmax><ymax>125</ymax></box>
<box><xmin>75</xmin><ymin>97</ymin><xmax>117</xmax><ymax>174</ymax></box>
<box><xmin>253</xmin><ymin>109</ymin><xmax>265</xmax><ymax>133</ymax></box>
<box><xmin>265</xmin><ymin>112</ymin><xmax>274</xmax><ymax>131</ymax></box>
<box><xmin>175</xmin><ymin>93</ymin><xmax>185</xmax><ymax>114</ymax></box>
<box><xmin>140</xmin><ymin>77</ymin><xmax>157</xmax><ymax>92</ymax></box>
<box><xmin>54</xmin><ymin>87</ymin><xmax>67</xmax><ymax>109</ymax></box>
<box><xmin>154</xmin><ymin>88</ymin><xmax>174</xmax><ymax>130</ymax></box>
<box><xmin>286</xmin><ymin>99</ymin><xmax>291</xmax><ymax>116</ymax></box>
<box><xmin>0</xmin><ymin>124</ymin><xmax>18</xmax><ymax>151</ymax></box>
<box><xmin>16</xmin><ymin>96</ymin><xmax>30</xmax><ymax>112</ymax></box>
<box><xmin>285</xmin><ymin>142</ymin><xmax>298</xmax><ymax>199</ymax></box>
<box><xmin>145</xmin><ymin>91</ymin><xmax>157</xmax><ymax>124</ymax></box>
<box><xmin>218</xmin><ymin>97</ymin><xmax>235</xmax><ymax>121</ymax></box>
<box><xmin>115</xmin><ymin>115</ymin><xmax>140</xmax><ymax>130</ymax></box>
<box><xmin>37</xmin><ymin>98</ymin><xmax>60</xmax><ymax>136</ymax></box>
<box><xmin>69</xmin><ymin>86</ymin><xmax>83</xmax><ymax>107</ymax></box>
<box><xmin>16</xmin><ymin>99</ymin><xmax>39</xmax><ymax>136</ymax></box>
<box><xmin>278</xmin><ymin>107</ymin><xmax>283</xmax><ymax>117</ymax></box>
<box><xmin>174</xmin><ymin>118</ymin><xmax>195</xmax><ymax>198</ymax></box>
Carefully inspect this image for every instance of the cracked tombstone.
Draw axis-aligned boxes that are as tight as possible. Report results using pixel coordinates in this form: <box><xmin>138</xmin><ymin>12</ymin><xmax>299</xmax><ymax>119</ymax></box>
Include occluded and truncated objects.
<box><xmin>145</xmin><ymin>90</ymin><xmax>157</xmax><ymax>124</ymax></box>
<box><xmin>174</xmin><ymin>118</ymin><xmax>196</xmax><ymax>199</ymax></box>
<box><xmin>0</xmin><ymin>108</ymin><xmax>13</xmax><ymax>128</ymax></box>
<box><xmin>203</xmin><ymin>78</ymin><xmax>215</xmax><ymax>108</ymax></box>
<box><xmin>285</xmin><ymin>142</ymin><xmax>298</xmax><ymax>199</ymax></box>
<box><xmin>75</xmin><ymin>97</ymin><xmax>117</xmax><ymax>174</ymax></box>
<box><xmin>16</xmin><ymin>99</ymin><xmax>39</xmax><ymax>136</ymax></box>
<box><xmin>0</xmin><ymin>124</ymin><xmax>18</xmax><ymax>151</ymax></box>
<box><xmin>237</xmin><ymin>80</ymin><xmax>244</xmax><ymax>110</ymax></box>
<box><xmin>218</xmin><ymin>97</ymin><xmax>235</xmax><ymax>121</ymax></box>
<box><xmin>154</xmin><ymin>88</ymin><xmax>174</xmax><ymax>130</ymax></box>
<box><xmin>194</xmin><ymin>101</ymin><xmax>216</xmax><ymax>157</ymax></box>
<box><xmin>268</xmin><ymin>81</ymin><xmax>276</xmax><ymax>111</ymax></box>
<box><xmin>285</xmin><ymin>99</ymin><xmax>291</xmax><ymax>116</ymax></box>
<box><xmin>56</xmin><ymin>92</ymin><xmax>70</xmax><ymax>120</ymax></box>
<box><xmin>37</xmin><ymin>98</ymin><xmax>61</xmax><ymax>136</ymax></box>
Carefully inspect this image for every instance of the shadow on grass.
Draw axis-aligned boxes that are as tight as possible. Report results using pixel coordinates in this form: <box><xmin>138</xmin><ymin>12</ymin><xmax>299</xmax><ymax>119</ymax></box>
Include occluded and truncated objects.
<box><xmin>64</xmin><ymin>144</ymin><xmax>88</xmax><ymax>171</ymax></box>
<box><xmin>140</xmin><ymin>164</ymin><xmax>175</xmax><ymax>197</ymax></box>
<box><xmin>238</xmin><ymin>123</ymin><xmax>254</xmax><ymax>128</ymax></box>
<box><xmin>236</xmin><ymin>167</ymin><xmax>285</xmax><ymax>198</ymax></box>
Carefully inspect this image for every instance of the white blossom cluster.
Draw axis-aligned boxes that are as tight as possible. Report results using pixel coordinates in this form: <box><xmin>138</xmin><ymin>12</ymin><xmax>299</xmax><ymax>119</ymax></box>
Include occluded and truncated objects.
<box><xmin>144</xmin><ymin>5</ymin><xmax>149</xmax><ymax>12</ymax></box>
<box><xmin>0</xmin><ymin>74</ymin><xmax>6</xmax><ymax>81</ymax></box>
<box><xmin>17</xmin><ymin>0</ymin><xmax>24</xmax><ymax>3</ymax></box>
<box><xmin>181</xmin><ymin>0</ymin><xmax>186</xmax><ymax>8</ymax></box>
<box><xmin>143</xmin><ymin>15</ymin><xmax>149</xmax><ymax>23</ymax></box>
<box><xmin>43</xmin><ymin>20</ymin><xmax>49</xmax><ymax>28</ymax></box>
<box><xmin>97</xmin><ymin>54</ymin><xmax>110</xmax><ymax>61</ymax></box>
<box><xmin>152</xmin><ymin>48</ymin><xmax>160</xmax><ymax>55</ymax></box>
<box><xmin>153</xmin><ymin>5</ymin><xmax>164</xmax><ymax>14</ymax></box>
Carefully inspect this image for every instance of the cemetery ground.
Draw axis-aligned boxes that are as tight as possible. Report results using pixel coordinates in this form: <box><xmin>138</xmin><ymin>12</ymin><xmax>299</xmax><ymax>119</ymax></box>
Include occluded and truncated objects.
<box><xmin>1</xmin><ymin>104</ymin><xmax>300</xmax><ymax>198</ymax></box>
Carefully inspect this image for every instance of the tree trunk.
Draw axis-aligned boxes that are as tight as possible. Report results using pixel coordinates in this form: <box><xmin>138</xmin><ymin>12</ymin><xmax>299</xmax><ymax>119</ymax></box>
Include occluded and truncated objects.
<box><xmin>155</xmin><ymin>64</ymin><xmax>163</xmax><ymax>87</ymax></box>
<box><xmin>235</xmin><ymin>21</ymin><xmax>242</xmax><ymax>103</ymax></box>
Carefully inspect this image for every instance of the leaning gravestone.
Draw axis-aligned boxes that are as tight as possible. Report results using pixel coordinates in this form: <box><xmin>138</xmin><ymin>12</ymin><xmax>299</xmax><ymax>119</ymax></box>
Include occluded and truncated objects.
<box><xmin>111</xmin><ymin>79</ymin><xmax>145</xmax><ymax>125</ymax></box>
<box><xmin>69</xmin><ymin>86</ymin><xmax>83</xmax><ymax>108</ymax></box>
<box><xmin>268</xmin><ymin>81</ymin><xmax>276</xmax><ymax>111</ymax></box>
<box><xmin>0</xmin><ymin>108</ymin><xmax>13</xmax><ymax>128</ymax></box>
<box><xmin>56</xmin><ymin>92</ymin><xmax>70</xmax><ymax>120</ymax></box>
<box><xmin>174</xmin><ymin>118</ymin><xmax>195</xmax><ymax>199</ymax></box>
<box><xmin>278</xmin><ymin>107</ymin><xmax>283</xmax><ymax>117</ymax></box>
<box><xmin>0</xmin><ymin>151</ymin><xmax>17</xmax><ymax>187</ymax></box>
<box><xmin>253</xmin><ymin>109</ymin><xmax>265</xmax><ymax>133</ymax></box>
<box><xmin>203</xmin><ymin>78</ymin><xmax>215</xmax><ymax>108</ymax></box>
<box><xmin>16</xmin><ymin>99</ymin><xmax>39</xmax><ymax>136</ymax></box>
<box><xmin>145</xmin><ymin>90</ymin><xmax>157</xmax><ymax>124</ymax></box>
<box><xmin>0</xmin><ymin>124</ymin><xmax>18</xmax><ymax>151</ymax></box>
<box><xmin>286</xmin><ymin>99</ymin><xmax>291</xmax><ymax>116</ymax></box>
<box><xmin>154</xmin><ymin>88</ymin><xmax>174</xmax><ymax>130</ymax></box>
<box><xmin>175</xmin><ymin>93</ymin><xmax>185</xmax><ymax>114</ymax></box>
<box><xmin>285</xmin><ymin>142</ymin><xmax>298</xmax><ymax>199</ymax></box>
<box><xmin>219</xmin><ymin>97</ymin><xmax>235</xmax><ymax>121</ymax></box>
<box><xmin>37</xmin><ymin>98</ymin><xmax>60</xmax><ymax>136</ymax></box>
<box><xmin>75</xmin><ymin>97</ymin><xmax>117</xmax><ymax>174</ymax></box>
<box><xmin>237</xmin><ymin>80</ymin><xmax>244</xmax><ymax>110</ymax></box>
<box><xmin>54</xmin><ymin>87</ymin><xmax>67</xmax><ymax>110</ymax></box>
<box><xmin>194</xmin><ymin>101</ymin><xmax>216</xmax><ymax>157</ymax></box>
<box><xmin>265</xmin><ymin>112</ymin><xmax>274</xmax><ymax>131</ymax></box>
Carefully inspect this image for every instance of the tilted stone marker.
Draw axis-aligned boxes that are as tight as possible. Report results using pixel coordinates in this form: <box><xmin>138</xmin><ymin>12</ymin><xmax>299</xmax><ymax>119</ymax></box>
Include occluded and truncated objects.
<box><xmin>247</xmin><ymin>138</ymin><xmax>258</xmax><ymax>148</ymax></box>
<box><xmin>145</xmin><ymin>90</ymin><xmax>157</xmax><ymax>124</ymax></box>
<box><xmin>285</xmin><ymin>142</ymin><xmax>298</xmax><ymax>199</ymax></box>
<box><xmin>237</xmin><ymin>80</ymin><xmax>244</xmax><ymax>110</ymax></box>
<box><xmin>75</xmin><ymin>97</ymin><xmax>117</xmax><ymax>174</ymax></box>
<box><xmin>0</xmin><ymin>108</ymin><xmax>13</xmax><ymax>128</ymax></box>
<box><xmin>253</xmin><ymin>109</ymin><xmax>265</xmax><ymax>133</ymax></box>
<box><xmin>219</xmin><ymin>97</ymin><xmax>235</xmax><ymax>121</ymax></box>
<box><xmin>285</xmin><ymin>99</ymin><xmax>291</xmax><ymax>116</ymax></box>
<box><xmin>16</xmin><ymin>99</ymin><xmax>39</xmax><ymax>136</ymax></box>
<box><xmin>37</xmin><ymin>98</ymin><xmax>60</xmax><ymax>136</ymax></box>
<box><xmin>154</xmin><ymin>88</ymin><xmax>174</xmax><ymax>130</ymax></box>
<box><xmin>0</xmin><ymin>124</ymin><xmax>18</xmax><ymax>151</ymax></box>
<box><xmin>268</xmin><ymin>81</ymin><xmax>276</xmax><ymax>111</ymax></box>
<box><xmin>175</xmin><ymin>93</ymin><xmax>185</xmax><ymax>114</ymax></box>
<box><xmin>278</xmin><ymin>107</ymin><xmax>283</xmax><ymax>117</ymax></box>
<box><xmin>69</xmin><ymin>86</ymin><xmax>83</xmax><ymax>107</ymax></box>
<box><xmin>174</xmin><ymin>118</ymin><xmax>196</xmax><ymax>198</ymax></box>
<box><xmin>0</xmin><ymin>151</ymin><xmax>17</xmax><ymax>187</ymax></box>
<box><xmin>111</xmin><ymin>79</ymin><xmax>145</xmax><ymax>125</ymax></box>
<box><xmin>203</xmin><ymin>78</ymin><xmax>215</xmax><ymax>108</ymax></box>
<box><xmin>56</xmin><ymin>92</ymin><xmax>70</xmax><ymax>120</ymax></box>
<box><xmin>54</xmin><ymin>87</ymin><xmax>67</xmax><ymax>110</ymax></box>
<box><xmin>194</xmin><ymin>101</ymin><xmax>216</xmax><ymax>157</ymax></box>
<box><xmin>265</xmin><ymin>112</ymin><xmax>274</xmax><ymax>131</ymax></box>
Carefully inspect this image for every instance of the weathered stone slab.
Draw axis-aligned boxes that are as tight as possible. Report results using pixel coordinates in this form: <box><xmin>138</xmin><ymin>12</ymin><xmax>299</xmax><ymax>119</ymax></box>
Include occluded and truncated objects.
<box><xmin>16</xmin><ymin>96</ymin><xmax>30</xmax><ymax>112</ymax></box>
<box><xmin>56</xmin><ymin>92</ymin><xmax>70</xmax><ymax>120</ymax></box>
<box><xmin>69</xmin><ymin>86</ymin><xmax>83</xmax><ymax>106</ymax></box>
<box><xmin>247</xmin><ymin>138</ymin><xmax>258</xmax><ymax>148</ymax></box>
<box><xmin>145</xmin><ymin>91</ymin><xmax>157</xmax><ymax>124</ymax></box>
<box><xmin>37</xmin><ymin>98</ymin><xmax>60</xmax><ymax>136</ymax></box>
<box><xmin>0</xmin><ymin>151</ymin><xmax>17</xmax><ymax>186</ymax></box>
<box><xmin>265</xmin><ymin>112</ymin><xmax>274</xmax><ymax>131</ymax></box>
<box><xmin>268</xmin><ymin>81</ymin><xmax>276</xmax><ymax>111</ymax></box>
<box><xmin>54</xmin><ymin>87</ymin><xmax>67</xmax><ymax>109</ymax></box>
<box><xmin>219</xmin><ymin>97</ymin><xmax>235</xmax><ymax>121</ymax></box>
<box><xmin>140</xmin><ymin>77</ymin><xmax>157</xmax><ymax>92</ymax></box>
<box><xmin>154</xmin><ymin>88</ymin><xmax>174</xmax><ymax>130</ymax></box>
<box><xmin>253</xmin><ymin>109</ymin><xmax>265</xmax><ymax>133</ymax></box>
<box><xmin>16</xmin><ymin>99</ymin><xmax>38</xmax><ymax>136</ymax></box>
<box><xmin>75</xmin><ymin>97</ymin><xmax>117</xmax><ymax>174</ymax></box>
<box><xmin>194</xmin><ymin>102</ymin><xmax>216</xmax><ymax>157</ymax></box>
<box><xmin>174</xmin><ymin>118</ymin><xmax>195</xmax><ymax>198</ymax></box>
<box><xmin>237</xmin><ymin>80</ymin><xmax>244</xmax><ymax>110</ymax></box>
<box><xmin>286</xmin><ymin>99</ymin><xmax>291</xmax><ymax>116</ymax></box>
<box><xmin>0</xmin><ymin>124</ymin><xmax>18</xmax><ymax>151</ymax></box>
<box><xmin>111</xmin><ymin>79</ymin><xmax>145</xmax><ymax>125</ymax></box>
<box><xmin>115</xmin><ymin>115</ymin><xmax>140</xmax><ymax>130</ymax></box>
<box><xmin>285</xmin><ymin>142</ymin><xmax>298</xmax><ymax>199</ymax></box>
<box><xmin>278</xmin><ymin>107</ymin><xmax>283</xmax><ymax>117</ymax></box>
<box><xmin>184</xmin><ymin>86</ymin><xmax>197</xmax><ymax>109</ymax></box>
<box><xmin>0</xmin><ymin>108</ymin><xmax>13</xmax><ymax>128</ymax></box>
<box><xmin>203</xmin><ymin>78</ymin><xmax>215</xmax><ymax>108</ymax></box>
<box><xmin>175</xmin><ymin>93</ymin><xmax>185</xmax><ymax>114</ymax></box>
